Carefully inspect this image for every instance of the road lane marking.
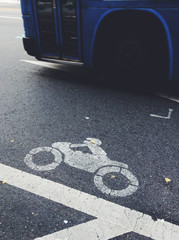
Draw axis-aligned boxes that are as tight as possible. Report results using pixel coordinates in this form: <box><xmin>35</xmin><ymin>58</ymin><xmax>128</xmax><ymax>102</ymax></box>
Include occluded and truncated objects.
<box><xmin>154</xmin><ymin>93</ymin><xmax>179</xmax><ymax>104</ymax></box>
<box><xmin>0</xmin><ymin>15</ymin><xmax>21</xmax><ymax>19</ymax></box>
<box><xmin>35</xmin><ymin>219</ymin><xmax>129</xmax><ymax>240</ymax></box>
<box><xmin>150</xmin><ymin>108</ymin><xmax>173</xmax><ymax>119</ymax></box>
<box><xmin>158</xmin><ymin>95</ymin><xmax>179</xmax><ymax>103</ymax></box>
<box><xmin>0</xmin><ymin>163</ymin><xmax>179</xmax><ymax>240</ymax></box>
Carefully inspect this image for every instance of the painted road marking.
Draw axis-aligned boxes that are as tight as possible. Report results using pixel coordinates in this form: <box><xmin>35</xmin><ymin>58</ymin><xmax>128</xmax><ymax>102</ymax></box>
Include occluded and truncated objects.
<box><xmin>24</xmin><ymin>138</ymin><xmax>139</xmax><ymax>197</ymax></box>
<box><xmin>155</xmin><ymin>94</ymin><xmax>179</xmax><ymax>103</ymax></box>
<box><xmin>0</xmin><ymin>163</ymin><xmax>178</xmax><ymax>240</ymax></box>
<box><xmin>36</xmin><ymin>219</ymin><xmax>129</xmax><ymax>240</ymax></box>
<box><xmin>0</xmin><ymin>15</ymin><xmax>21</xmax><ymax>19</ymax></box>
<box><xmin>150</xmin><ymin>108</ymin><xmax>173</xmax><ymax>119</ymax></box>
<box><xmin>153</xmin><ymin>92</ymin><xmax>179</xmax><ymax>104</ymax></box>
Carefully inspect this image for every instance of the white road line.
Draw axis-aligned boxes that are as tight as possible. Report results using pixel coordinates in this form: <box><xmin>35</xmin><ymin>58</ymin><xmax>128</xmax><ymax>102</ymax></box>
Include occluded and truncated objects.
<box><xmin>0</xmin><ymin>15</ymin><xmax>21</xmax><ymax>19</ymax></box>
<box><xmin>154</xmin><ymin>93</ymin><xmax>179</xmax><ymax>104</ymax></box>
<box><xmin>0</xmin><ymin>163</ymin><xmax>179</xmax><ymax>240</ymax></box>
<box><xmin>150</xmin><ymin>108</ymin><xmax>173</xmax><ymax>119</ymax></box>
<box><xmin>36</xmin><ymin>219</ymin><xmax>129</xmax><ymax>240</ymax></box>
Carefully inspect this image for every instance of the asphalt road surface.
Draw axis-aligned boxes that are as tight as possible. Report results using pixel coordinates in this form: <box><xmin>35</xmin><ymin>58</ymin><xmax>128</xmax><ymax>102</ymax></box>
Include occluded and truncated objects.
<box><xmin>0</xmin><ymin>3</ymin><xmax>179</xmax><ymax>240</ymax></box>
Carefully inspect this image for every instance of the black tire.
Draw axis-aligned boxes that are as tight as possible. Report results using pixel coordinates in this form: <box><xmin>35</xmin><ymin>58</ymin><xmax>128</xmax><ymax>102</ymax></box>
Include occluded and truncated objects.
<box><xmin>113</xmin><ymin>34</ymin><xmax>147</xmax><ymax>81</ymax></box>
<box><xmin>95</xmin><ymin>26</ymin><xmax>169</xmax><ymax>85</ymax></box>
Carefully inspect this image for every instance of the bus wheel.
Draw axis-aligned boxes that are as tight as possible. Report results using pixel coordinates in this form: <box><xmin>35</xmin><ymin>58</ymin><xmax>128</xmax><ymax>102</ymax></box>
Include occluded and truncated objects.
<box><xmin>112</xmin><ymin>35</ymin><xmax>148</xmax><ymax>81</ymax></box>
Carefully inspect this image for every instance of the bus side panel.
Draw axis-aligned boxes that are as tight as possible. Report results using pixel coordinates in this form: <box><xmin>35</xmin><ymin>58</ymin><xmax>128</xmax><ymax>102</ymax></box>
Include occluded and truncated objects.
<box><xmin>81</xmin><ymin>8</ymin><xmax>107</xmax><ymax>67</ymax></box>
<box><xmin>20</xmin><ymin>0</ymin><xmax>31</xmax><ymax>15</ymax></box>
<box><xmin>157</xmin><ymin>10</ymin><xmax>179</xmax><ymax>81</ymax></box>
<box><xmin>21</xmin><ymin>0</ymin><xmax>34</xmax><ymax>38</ymax></box>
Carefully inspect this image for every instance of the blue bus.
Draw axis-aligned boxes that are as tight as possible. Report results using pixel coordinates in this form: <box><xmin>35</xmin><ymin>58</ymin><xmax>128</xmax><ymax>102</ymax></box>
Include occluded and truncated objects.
<box><xmin>20</xmin><ymin>0</ymin><xmax>179</xmax><ymax>81</ymax></box>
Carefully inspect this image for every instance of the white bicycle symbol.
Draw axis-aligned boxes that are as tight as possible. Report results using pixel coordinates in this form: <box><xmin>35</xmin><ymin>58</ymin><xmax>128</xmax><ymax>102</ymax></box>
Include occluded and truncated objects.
<box><xmin>24</xmin><ymin>138</ymin><xmax>139</xmax><ymax>197</ymax></box>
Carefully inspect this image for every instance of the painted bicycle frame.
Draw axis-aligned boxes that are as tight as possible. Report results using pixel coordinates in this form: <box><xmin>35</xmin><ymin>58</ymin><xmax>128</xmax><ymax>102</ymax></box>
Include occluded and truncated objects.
<box><xmin>20</xmin><ymin>0</ymin><xmax>179</xmax><ymax>81</ymax></box>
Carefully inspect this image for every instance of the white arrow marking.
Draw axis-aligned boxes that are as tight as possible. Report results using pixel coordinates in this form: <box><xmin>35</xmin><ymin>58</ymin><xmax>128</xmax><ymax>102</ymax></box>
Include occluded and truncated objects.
<box><xmin>150</xmin><ymin>108</ymin><xmax>173</xmax><ymax>119</ymax></box>
<box><xmin>0</xmin><ymin>163</ymin><xmax>178</xmax><ymax>240</ymax></box>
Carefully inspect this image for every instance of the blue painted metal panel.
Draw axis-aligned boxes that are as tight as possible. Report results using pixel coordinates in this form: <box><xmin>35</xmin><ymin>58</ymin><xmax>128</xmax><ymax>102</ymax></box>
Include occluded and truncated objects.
<box><xmin>20</xmin><ymin>0</ymin><xmax>31</xmax><ymax>15</ymax></box>
<box><xmin>158</xmin><ymin>10</ymin><xmax>179</xmax><ymax>81</ymax></box>
<box><xmin>22</xmin><ymin>15</ymin><xmax>34</xmax><ymax>38</ymax></box>
<box><xmin>21</xmin><ymin>0</ymin><xmax>34</xmax><ymax>38</ymax></box>
<box><xmin>56</xmin><ymin>0</ymin><xmax>63</xmax><ymax>57</ymax></box>
<box><xmin>53</xmin><ymin>7</ymin><xmax>61</xmax><ymax>56</ymax></box>
<box><xmin>76</xmin><ymin>0</ymin><xmax>82</xmax><ymax>59</ymax></box>
<box><xmin>20</xmin><ymin>0</ymin><xmax>179</xmax><ymax>81</ymax></box>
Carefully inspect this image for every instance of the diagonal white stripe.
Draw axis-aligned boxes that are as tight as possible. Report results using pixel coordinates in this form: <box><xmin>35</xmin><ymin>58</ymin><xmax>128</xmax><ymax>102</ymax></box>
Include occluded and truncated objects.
<box><xmin>0</xmin><ymin>163</ymin><xmax>179</xmax><ymax>240</ymax></box>
<box><xmin>35</xmin><ymin>219</ymin><xmax>129</xmax><ymax>240</ymax></box>
<box><xmin>155</xmin><ymin>93</ymin><xmax>179</xmax><ymax>103</ymax></box>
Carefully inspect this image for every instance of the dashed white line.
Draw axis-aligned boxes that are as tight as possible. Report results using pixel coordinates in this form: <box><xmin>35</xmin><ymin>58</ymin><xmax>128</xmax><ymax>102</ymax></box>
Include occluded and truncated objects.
<box><xmin>0</xmin><ymin>163</ymin><xmax>179</xmax><ymax>240</ymax></box>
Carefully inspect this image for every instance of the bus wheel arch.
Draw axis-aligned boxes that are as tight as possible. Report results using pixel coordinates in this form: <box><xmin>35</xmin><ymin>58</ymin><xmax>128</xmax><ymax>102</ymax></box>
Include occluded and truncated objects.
<box><xmin>92</xmin><ymin>9</ymin><xmax>172</xmax><ymax>82</ymax></box>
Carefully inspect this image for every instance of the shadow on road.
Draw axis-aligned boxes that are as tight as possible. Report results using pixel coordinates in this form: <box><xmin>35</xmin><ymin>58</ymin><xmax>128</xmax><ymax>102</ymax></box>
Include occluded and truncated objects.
<box><xmin>35</xmin><ymin>61</ymin><xmax>179</xmax><ymax>98</ymax></box>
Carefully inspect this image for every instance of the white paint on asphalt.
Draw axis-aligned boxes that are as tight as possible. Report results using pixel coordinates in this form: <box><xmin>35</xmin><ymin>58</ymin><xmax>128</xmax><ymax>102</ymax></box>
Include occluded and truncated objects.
<box><xmin>94</xmin><ymin>166</ymin><xmax>138</xmax><ymax>197</ymax></box>
<box><xmin>150</xmin><ymin>108</ymin><xmax>173</xmax><ymax>119</ymax></box>
<box><xmin>0</xmin><ymin>163</ymin><xmax>179</xmax><ymax>240</ymax></box>
<box><xmin>24</xmin><ymin>138</ymin><xmax>138</xmax><ymax>197</ymax></box>
<box><xmin>155</xmin><ymin>93</ymin><xmax>179</xmax><ymax>103</ymax></box>
<box><xmin>36</xmin><ymin>219</ymin><xmax>129</xmax><ymax>240</ymax></box>
<box><xmin>0</xmin><ymin>15</ymin><xmax>21</xmax><ymax>19</ymax></box>
<box><xmin>25</xmin><ymin>147</ymin><xmax>63</xmax><ymax>171</ymax></box>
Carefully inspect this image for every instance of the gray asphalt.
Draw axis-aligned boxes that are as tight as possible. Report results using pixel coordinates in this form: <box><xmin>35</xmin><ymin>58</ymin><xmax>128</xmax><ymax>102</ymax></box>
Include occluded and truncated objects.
<box><xmin>0</xmin><ymin>3</ymin><xmax>179</xmax><ymax>240</ymax></box>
